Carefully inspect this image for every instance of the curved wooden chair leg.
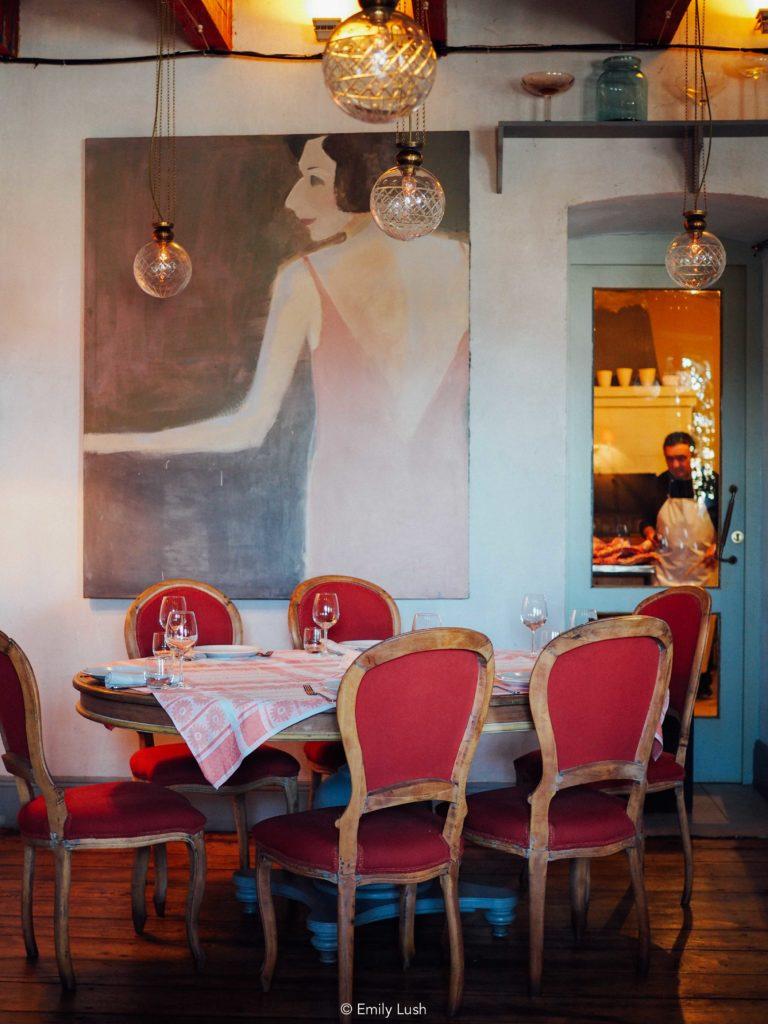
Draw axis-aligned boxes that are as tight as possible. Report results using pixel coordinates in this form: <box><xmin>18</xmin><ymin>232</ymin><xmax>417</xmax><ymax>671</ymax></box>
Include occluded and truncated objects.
<box><xmin>626</xmin><ymin>844</ymin><xmax>650</xmax><ymax>976</ymax></box>
<box><xmin>185</xmin><ymin>833</ymin><xmax>207</xmax><ymax>971</ymax></box>
<box><xmin>337</xmin><ymin>876</ymin><xmax>357</xmax><ymax>1013</ymax></box>
<box><xmin>153</xmin><ymin>843</ymin><xmax>168</xmax><ymax>917</ymax></box>
<box><xmin>399</xmin><ymin>883</ymin><xmax>416</xmax><ymax>970</ymax></box>
<box><xmin>257</xmin><ymin>854</ymin><xmax>277</xmax><ymax>991</ymax></box>
<box><xmin>22</xmin><ymin>843</ymin><xmax>38</xmax><ymax>960</ymax></box>
<box><xmin>53</xmin><ymin>845</ymin><xmax>76</xmax><ymax>991</ymax></box>
<box><xmin>569</xmin><ymin>858</ymin><xmax>590</xmax><ymax>941</ymax></box>
<box><xmin>131</xmin><ymin>847</ymin><xmax>150</xmax><ymax>935</ymax></box>
<box><xmin>675</xmin><ymin>784</ymin><xmax>694</xmax><ymax>907</ymax></box>
<box><xmin>528</xmin><ymin>852</ymin><xmax>548</xmax><ymax>996</ymax></box>
<box><xmin>440</xmin><ymin>864</ymin><xmax>464</xmax><ymax>1017</ymax></box>
<box><xmin>282</xmin><ymin>776</ymin><xmax>299</xmax><ymax>815</ymax></box>
<box><xmin>231</xmin><ymin>793</ymin><xmax>250</xmax><ymax>871</ymax></box>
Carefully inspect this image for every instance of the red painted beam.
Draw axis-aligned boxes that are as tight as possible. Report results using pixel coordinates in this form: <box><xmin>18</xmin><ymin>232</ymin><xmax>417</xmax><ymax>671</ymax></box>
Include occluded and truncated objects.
<box><xmin>636</xmin><ymin>0</ymin><xmax>693</xmax><ymax>46</ymax></box>
<box><xmin>0</xmin><ymin>0</ymin><xmax>20</xmax><ymax>57</ymax></box>
<box><xmin>169</xmin><ymin>0</ymin><xmax>233</xmax><ymax>52</ymax></box>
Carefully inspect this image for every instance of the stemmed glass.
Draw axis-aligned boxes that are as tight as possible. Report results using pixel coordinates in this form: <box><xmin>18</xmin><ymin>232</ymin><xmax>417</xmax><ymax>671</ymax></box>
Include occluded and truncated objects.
<box><xmin>569</xmin><ymin>608</ymin><xmax>598</xmax><ymax>629</ymax></box>
<box><xmin>521</xmin><ymin>593</ymin><xmax>547</xmax><ymax>656</ymax></box>
<box><xmin>521</xmin><ymin>71</ymin><xmax>575</xmax><ymax>121</ymax></box>
<box><xmin>312</xmin><ymin>593</ymin><xmax>340</xmax><ymax>653</ymax></box>
<box><xmin>165</xmin><ymin>610</ymin><xmax>198</xmax><ymax>686</ymax></box>
<box><xmin>412</xmin><ymin>612</ymin><xmax>443</xmax><ymax>631</ymax></box>
<box><xmin>159</xmin><ymin>595</ymin><xmax>186</xmax><ymax>630</ymax></box>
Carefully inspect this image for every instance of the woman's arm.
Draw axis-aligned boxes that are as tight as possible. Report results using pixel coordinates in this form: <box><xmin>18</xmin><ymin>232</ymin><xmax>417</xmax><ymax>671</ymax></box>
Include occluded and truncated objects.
<box><xmin>85</xmin><ymin>260</ymin><xmax>320</xmax><ymax>455</ymax></box>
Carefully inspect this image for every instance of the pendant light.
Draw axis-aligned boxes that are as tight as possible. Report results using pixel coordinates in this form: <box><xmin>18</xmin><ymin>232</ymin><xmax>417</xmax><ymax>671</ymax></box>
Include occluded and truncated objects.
<box><xmin>323</xmin><ymin>0</ymin><xmax>437</xmax><ymax>124</ymax></box>
<box><xmin>133</xmin><ymin>0</ymin><xmax>192</xmax><ymax>299</ymax></box>
<box><xmin>666</xmin><ymin>0</ymin><xmax>725</xmax><ymax>290</ymax></box>
<box><xmin>370</xmin><ymin>107</ymin><xmax>445</xmax><ymax>240</ymax></box>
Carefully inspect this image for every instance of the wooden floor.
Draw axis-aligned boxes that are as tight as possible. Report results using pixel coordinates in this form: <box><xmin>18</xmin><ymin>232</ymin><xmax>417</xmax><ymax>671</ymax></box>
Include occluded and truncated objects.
<box><xmin>1</xmin><ymin>830</ymin><xmax>767</xmax><ymax>1023</ymax></box>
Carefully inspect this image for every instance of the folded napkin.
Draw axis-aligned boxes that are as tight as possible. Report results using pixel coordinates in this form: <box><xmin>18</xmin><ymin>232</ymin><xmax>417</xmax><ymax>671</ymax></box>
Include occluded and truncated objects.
<box><xmin>325</xmin><ymin>639</ymin><xmax>351</xmax><ymax>657</ymax></box>
<box><xmin>105</xmin><ymin>664</ymin><xmax>149</xmax><ymax>689</ymax></box>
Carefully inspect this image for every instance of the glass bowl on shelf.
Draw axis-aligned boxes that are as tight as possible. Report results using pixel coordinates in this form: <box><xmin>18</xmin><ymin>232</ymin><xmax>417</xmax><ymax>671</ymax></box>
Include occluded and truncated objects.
<box><xmin>520</xmin><ymin>71</ymin><xmax>575</xmax><ymax>121</ymax></box>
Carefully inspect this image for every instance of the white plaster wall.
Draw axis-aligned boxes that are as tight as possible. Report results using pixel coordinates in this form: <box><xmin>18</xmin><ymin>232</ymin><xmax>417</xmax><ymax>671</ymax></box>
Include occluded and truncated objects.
<box><xmin>1</xmin><ymin>0</ymin><xmax>767</xmax><ymax>789</ymax></box>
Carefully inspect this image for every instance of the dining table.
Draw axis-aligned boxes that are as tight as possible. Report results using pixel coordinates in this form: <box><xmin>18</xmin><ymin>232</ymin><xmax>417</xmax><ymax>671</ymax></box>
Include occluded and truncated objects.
<box><xmin>72</xmin><ymin>646</ymin><xmax>537</xmax><ymax>961</ymax></box>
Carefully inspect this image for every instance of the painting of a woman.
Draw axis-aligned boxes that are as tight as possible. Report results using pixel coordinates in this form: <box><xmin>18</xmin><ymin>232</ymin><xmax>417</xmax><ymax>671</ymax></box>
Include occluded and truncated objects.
<box><xmin>85</xmin><ymin>132</ymin><xmax>469</xmax><ymax>598</ymax></box>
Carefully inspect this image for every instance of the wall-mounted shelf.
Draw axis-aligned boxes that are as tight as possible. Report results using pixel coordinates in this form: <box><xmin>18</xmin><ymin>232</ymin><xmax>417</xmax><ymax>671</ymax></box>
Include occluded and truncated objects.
<box><xmin>496</xmin><ymin>120</ymin><xmax>768</xmax><ymax>194</ymax></box>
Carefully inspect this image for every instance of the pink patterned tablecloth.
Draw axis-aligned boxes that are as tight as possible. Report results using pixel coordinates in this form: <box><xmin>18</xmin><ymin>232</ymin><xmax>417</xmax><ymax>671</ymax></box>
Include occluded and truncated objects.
<box><xmin>96</xmin><ymin>646</ymin><xmax>664</xmax><ymax>786</ymax></box>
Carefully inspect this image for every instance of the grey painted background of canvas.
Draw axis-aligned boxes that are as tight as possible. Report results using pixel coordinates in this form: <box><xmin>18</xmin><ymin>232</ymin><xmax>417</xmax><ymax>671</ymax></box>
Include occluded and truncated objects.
<box><xmin>83</xmin><ymin>132</ymin><xmax>470</xmax><ymax>598</ymax></box>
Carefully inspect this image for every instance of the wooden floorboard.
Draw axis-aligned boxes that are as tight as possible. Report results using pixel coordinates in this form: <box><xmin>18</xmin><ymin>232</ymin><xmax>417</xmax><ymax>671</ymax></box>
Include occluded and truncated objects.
<box><xmin>0</xmin><ymin>831</ymin><xmax>767</xmax><ymax>1023</ymax></box>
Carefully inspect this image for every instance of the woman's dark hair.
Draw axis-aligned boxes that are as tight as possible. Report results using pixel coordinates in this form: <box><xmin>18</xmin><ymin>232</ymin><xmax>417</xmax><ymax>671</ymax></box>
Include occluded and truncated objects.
<box><xmin>663</xmin><ymin>431</ymin><xmax>696</xmax><ymax>450</ymax></box>
<box><xmin>321</xmin><ymin>134</ymin><xmax>394</xmax><ymax>213</ymax></box>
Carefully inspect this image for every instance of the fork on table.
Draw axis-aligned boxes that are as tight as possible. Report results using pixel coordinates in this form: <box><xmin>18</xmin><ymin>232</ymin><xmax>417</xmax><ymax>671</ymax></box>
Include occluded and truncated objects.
<box><xmin>302</xmin><ymin>683</ymin><xmax>335</xmax><ymax>704</ymax></box>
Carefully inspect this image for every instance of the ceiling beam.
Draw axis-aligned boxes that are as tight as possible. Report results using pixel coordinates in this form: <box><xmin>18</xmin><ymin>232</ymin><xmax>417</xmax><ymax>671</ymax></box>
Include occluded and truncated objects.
<box><xmin>169</xmin><ymin>0</ymin><xmax>233</xmax><ymax>52</ymax></box>
<box><xmin>635</xmin><ymin>0</ymin><xmax>693</xmax><ymax>46</ymax></box>
<box><xmin>0</xmin><ymin>0</ymin><xmax>20</xmax><ymax>57</ymax></box>
<box><xmin>426</xmin><ymin>0</ymin><xmax>448</xmax><ymax>54</ymax></box>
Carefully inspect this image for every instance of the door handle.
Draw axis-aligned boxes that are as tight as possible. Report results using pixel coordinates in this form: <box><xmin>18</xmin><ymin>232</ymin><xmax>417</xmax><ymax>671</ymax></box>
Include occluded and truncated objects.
<box><xmin>718</xmin><ymin>485</ymin><xmax>738</xmax><ymax>564</ymax></box>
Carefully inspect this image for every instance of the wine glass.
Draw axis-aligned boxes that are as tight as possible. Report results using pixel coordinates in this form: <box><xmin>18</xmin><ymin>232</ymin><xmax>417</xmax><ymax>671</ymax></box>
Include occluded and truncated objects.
<box><xmin>521</xmin><ymin>71</ymin><xmax>575</xmax><ymax>121</ymax></box>
<box><xmin>159</xmin><ymin>595</ymin><xmax>186</xmax><ymax>629</ymax></box>
<box><xmin>165</xmin><ymin>610</ymin><xmax>198</xmax><ymax>685</ymax></box>
<box><xmin>412</xmin><ymin>612</ymin><xmax>443</xmax><ymax>631</ymax></box>
<box><xmin>569</xmin><ymin>608</ymin><xmax>598</xmax><ymax>629</ymax></box>
<box><xmin>521</xmin><ymin>594</ymin><xmax>547</xmax><ymax>656</ymax></box>
<box><xmin>312</xmin><ymin>592</ymin><xmax>340</xmax><ymax>653</ymax></box>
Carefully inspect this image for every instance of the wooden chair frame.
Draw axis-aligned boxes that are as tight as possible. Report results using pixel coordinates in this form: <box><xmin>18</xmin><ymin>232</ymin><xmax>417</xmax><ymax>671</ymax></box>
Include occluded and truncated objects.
<box><xmin>628</xmin><ymin>585</ymin><xmax>712</xmax><ymax>905</ymax></box>
<box><xmin>256</xmin><ymin>627</ymin><xmax>495</xmax><ymax>1017</ymax></box>
<box><xmin>287</xmin><ymin>574</ymin><xmax>401</xmax><ymax>649</ymax></box>
<box><xmin>287</xmin><ymin>574</ymin><xmax>401</xmax><ymax>806</ymax></box>
<box><xmin>0</xmin><ymin>632</ymin><xmax>206</xmax><ymax>991</ymax></box>
<box><xmin>124</xmin><ymin>578</ymin><xmax>295</xmax><ymax>905</ymax></box>
<box><xmin>464</xmin><ymin>616</ymin><xmax>672</xmax><ymax>994</ymax></box>
<box><xmin>124</xmin><ymin>577</ymin><xmax>243</xmax><ymax>660</ymax></box>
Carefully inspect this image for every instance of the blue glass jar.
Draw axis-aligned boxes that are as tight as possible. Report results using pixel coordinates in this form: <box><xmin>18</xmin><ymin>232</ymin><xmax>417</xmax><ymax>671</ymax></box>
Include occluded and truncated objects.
<box><xmin>596</xmin><ymin>55</ymin><xmax>648</xmax><ymax>121</ymax></box>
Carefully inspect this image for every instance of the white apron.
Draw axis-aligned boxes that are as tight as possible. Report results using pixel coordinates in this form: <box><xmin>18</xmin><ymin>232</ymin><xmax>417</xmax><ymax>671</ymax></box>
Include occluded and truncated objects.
<box><xmin>654</xmin><ymin>496</ymin><xmax>717</xmax><ymax>587</ymax></box>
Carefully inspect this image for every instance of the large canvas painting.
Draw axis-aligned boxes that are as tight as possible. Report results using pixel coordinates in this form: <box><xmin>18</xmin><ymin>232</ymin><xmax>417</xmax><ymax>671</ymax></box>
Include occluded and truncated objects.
<box><xmin>83</xmin><ymin>132</ymin><xmax>470</xmax><ymax>599</ymax></box>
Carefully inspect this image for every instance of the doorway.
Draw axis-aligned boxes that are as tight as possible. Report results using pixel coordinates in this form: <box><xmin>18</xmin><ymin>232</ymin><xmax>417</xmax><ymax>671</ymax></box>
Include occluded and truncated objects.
<box><xmin>567</xmin><ymin>232</ymin><xmax>762</xmax><ymax>782</ymax></box>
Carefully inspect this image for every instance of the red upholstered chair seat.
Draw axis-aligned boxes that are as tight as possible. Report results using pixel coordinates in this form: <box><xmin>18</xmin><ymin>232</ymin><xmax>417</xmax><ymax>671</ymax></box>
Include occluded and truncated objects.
<box><xmin>464</xmin><ymin>786</ymin><xmax>635</xmax><ymax>851</ymax></box>
<box><xmin>17</xmin><ymin>781</ymin><xmax>206</xmax><ymax>841</ymax></box>
<box><xmin>303</xmin><ymin>740</ymin><xmax>348</xmax><ymax>773</ymax></box>
<box><xmin>514</xmin><ymin>748</ymin><xmax>685</xmax><ymax>790</ymax></box>
<box><xmin>130</xmin><ymin>741</ymin><xmax>299</xmax><ymax>788</ymax></box>
<box><xmin>252</xmin><ymin>804</ymin><xmax>454</xmax><ymax>875</ymax></box>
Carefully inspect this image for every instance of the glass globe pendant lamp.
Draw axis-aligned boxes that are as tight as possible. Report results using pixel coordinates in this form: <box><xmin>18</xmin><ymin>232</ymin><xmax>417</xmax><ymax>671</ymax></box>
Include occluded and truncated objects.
<box><xmin>323</xmin><ymin>0</ymin><xmax>437</xmax><ymax>123</ymax></box>
<box><xmin>134</xmin><ymin>221</ymin><xmax>192</xmax><ymax>299</ymax></box>
<box><xmin>370</xmin><ymin>144</ymin><xmax>445</xmax><ymax>241</ymax></box>
<box><xmin>665</xmin><ymin>210</ymin><xmax>726</xmax><ymax>290</ymax></box>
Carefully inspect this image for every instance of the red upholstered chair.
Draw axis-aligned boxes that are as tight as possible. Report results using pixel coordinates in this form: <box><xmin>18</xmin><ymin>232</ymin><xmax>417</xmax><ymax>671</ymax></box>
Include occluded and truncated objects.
<box><xmin>125</xmin><ymin>579</ymin><xmax>299</xmax><ymax>905</ymax></box>
<box><xmin>0</xmin><ymin>631</ymin><xmax>206</xmax><ymax>990</ymax></box>
<box><xmin>515</xmin><ymin>587</ymin><xmax>710</xmax><ymax>906</ymax></box>
<box><xmin>252</xmin><ymin>628</ymin><xmax>495</xmax><ymax>1016</ymax></box>
<box><xmin>287</xmin><ymin>575</ymin><xmax>401</xmax><ymax>806</ymax></box>
<box><xmin>464</xmin><ymin>616</ymin><xmax>672</xmax><ymax>994</ymax></box>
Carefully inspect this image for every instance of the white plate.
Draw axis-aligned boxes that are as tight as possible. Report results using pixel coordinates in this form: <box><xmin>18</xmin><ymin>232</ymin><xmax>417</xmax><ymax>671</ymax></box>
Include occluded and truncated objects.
<box><xmin>339</xmin><ymin>639</ymin><xmax>381</xmax><ymax>652</ymax></box>
<box><xmin>499</xmin><ymin>670</ymin><xmax>531</xmax><ymax>684</ymax></box>
<box><xmin>196</xmin><ymin>645</ymin><xmax>263</xmax><ymax>659</ymax></box>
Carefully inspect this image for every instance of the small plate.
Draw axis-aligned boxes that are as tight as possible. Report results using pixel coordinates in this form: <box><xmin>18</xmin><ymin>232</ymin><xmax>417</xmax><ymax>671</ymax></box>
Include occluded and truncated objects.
<box><xmin>339</xmin><ymin>640</ymin><xmax>381</xmax><ymax>652</ymax></box>
<box><xmin>499</xmin><ymin>670</ymin><xmax>531</xmax><ymax>684</ymax></box>
<box><xmin>196</xmin><ymin>645</ymin><xmax>263</xmax><ymax>659</ymax></box>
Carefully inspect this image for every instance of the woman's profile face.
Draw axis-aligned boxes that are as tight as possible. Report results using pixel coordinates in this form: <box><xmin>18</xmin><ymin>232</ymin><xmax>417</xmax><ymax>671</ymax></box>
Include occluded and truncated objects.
<box><xmin>285</xmin><ymin>137</ymin><xmax>358</xmax><ymax>242</ymax></box>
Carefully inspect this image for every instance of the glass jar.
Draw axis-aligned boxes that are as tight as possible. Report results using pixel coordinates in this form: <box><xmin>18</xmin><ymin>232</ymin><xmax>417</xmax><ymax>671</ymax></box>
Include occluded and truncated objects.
<box><xmin>596</xmin><ymin>55</ymin><xmax>648</xmax><ymax>122</ymax></box>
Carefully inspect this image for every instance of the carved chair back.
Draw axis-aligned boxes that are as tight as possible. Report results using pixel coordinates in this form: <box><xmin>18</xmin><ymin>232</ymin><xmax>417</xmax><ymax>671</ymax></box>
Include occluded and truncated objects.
<box><xmin>288</xmin><ymin>575</ymin><xmax>400</xmax><ymax>649</ymax></box>
<box><xmin>125</xmin><ymin>578</ymin><xmax>243</xmax><ymax>658</ymax></box>
<box><xmin>334</xmin><ymin>628</ymin><xmax>495</xmax><ymax>875</ymax></box>
<box><xmin>0</xmin><ymin>632</ymin><xmax>67</xmax><ymax>837</ymax></box>
<box><xmin>528</xmin><ymin>616</ymin><xmax>673</xmax><ymax>848</ymax></box>
<box><xmin>634</xmin><ymin>586</ymin><xmax>711</xmax><ymax>769</ymax></box>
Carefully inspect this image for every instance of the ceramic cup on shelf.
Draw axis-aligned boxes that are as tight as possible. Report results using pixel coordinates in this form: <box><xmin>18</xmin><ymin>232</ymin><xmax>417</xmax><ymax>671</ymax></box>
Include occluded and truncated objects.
<box><xmin>616</xmin><ymin>367</ymin><xmax>633</xmax><ymax>386</ymax></box>
<box><xmin>596</xmin><ymin>369</ymin><xmax>613</xmax><ymax>387</ymax></box>
<box><xmin>638</xmin><ymin>367</ymin><xmax>657</xmax><ymax>386</ymax></box>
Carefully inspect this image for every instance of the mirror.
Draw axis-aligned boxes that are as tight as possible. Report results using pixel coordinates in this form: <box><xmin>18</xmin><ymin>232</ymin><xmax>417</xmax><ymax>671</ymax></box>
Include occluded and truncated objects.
<box><xmin>591</xmin><ymin>288</ymin><xmax>721</xmax><ymax>590</ymax></box>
